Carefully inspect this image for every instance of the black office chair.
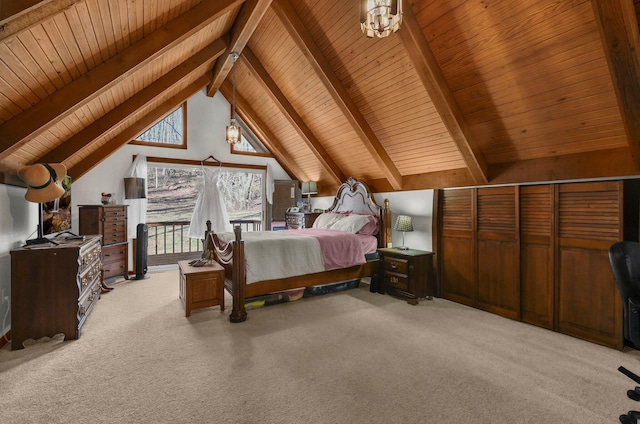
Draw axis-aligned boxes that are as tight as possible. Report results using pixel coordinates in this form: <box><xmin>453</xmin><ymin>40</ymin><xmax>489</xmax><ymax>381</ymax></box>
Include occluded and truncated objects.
<box><xmin>609</xmin><ymin>241</ymin><xmax>640</xmax><ymax>349</ymax></box>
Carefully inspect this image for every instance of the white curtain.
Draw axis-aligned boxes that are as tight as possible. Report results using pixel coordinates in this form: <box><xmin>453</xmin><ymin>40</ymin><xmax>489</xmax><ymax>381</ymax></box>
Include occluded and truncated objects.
<box><xmin>123</xmin><ymin>155</ymin><xmax>148</xmax><ymax>239</ymax></box>
<box><xmin>265</xmin><ymin>163</ymin><xmax>274</xmax><ymax>205</ymax></box>
<box><xmin>188</xmin><ymin>166</ymin><xmax>232</xmax><ymax>238</ymax></box>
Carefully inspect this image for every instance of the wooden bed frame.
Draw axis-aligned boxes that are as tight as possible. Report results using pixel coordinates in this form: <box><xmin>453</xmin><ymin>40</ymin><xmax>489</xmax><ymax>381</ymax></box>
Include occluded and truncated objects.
<box><xmin>206</xmin><ymin>177</ymin><xmax>391</xmax><ymax>322</ymax></box>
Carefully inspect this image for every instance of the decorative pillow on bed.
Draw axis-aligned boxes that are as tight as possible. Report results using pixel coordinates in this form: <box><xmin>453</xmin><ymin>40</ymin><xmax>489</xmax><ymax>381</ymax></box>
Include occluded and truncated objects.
<box><xmin>356</xmin><ymin>215</ymin><xmax>379</xmax><ymax>236</ymax></box>
<box><xmin>327</xmin><ymin>213</ymin><xmax>371</xmax><ymax>234</ymax></box>
<box><xmin>312</xmin><ymin>212</ymin><xmax>345</xmax><ymax>229</ymax></box>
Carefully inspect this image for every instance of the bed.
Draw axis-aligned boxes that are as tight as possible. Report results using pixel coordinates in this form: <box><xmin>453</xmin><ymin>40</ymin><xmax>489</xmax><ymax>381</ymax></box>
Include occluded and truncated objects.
<box><xmin>205</xmin><ymin>177</ymin><xmax>391</xmax><ymax>322</ymax></box>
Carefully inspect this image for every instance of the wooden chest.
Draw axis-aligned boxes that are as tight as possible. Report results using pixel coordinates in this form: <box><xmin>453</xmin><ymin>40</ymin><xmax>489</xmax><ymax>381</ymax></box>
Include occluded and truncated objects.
<box><xmin>178</xmin><ymin>260</ymin><xmax>225</xmax><ymax>317</ymax></box>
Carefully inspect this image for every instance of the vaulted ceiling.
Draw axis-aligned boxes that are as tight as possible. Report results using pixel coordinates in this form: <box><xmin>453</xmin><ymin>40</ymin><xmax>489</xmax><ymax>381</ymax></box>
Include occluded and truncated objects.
<box><xmin>1</xmin><ymin>0</ymin><xmax>640</xmax><ymax>195</ymax></box>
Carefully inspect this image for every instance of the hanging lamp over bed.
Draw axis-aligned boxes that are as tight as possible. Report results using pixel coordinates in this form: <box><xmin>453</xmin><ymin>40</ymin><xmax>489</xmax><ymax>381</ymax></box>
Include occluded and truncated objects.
<box><xmin>226</xmin><ymin>52</ymin><xmax>241</xmax><ymax>144</ymax></box>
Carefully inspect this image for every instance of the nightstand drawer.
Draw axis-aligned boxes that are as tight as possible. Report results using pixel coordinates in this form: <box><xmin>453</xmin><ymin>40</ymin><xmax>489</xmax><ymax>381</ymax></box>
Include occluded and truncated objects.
<box><xmin>383</xmin><ymin>256</ymin><xmax>409</xmax><ymax>274</ymax></box>
<box><xmin>383</xmin><ymin>271</ymin><xmax>409</xmax><ymax>291</ymax></box>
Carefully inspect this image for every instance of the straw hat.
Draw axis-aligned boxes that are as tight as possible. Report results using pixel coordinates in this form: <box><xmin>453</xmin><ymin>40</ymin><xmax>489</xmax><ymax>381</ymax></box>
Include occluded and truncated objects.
<box><xmin>17</xmin><ymin>163</ymin><xmax>67</xmax><ymax>203</ymax></box>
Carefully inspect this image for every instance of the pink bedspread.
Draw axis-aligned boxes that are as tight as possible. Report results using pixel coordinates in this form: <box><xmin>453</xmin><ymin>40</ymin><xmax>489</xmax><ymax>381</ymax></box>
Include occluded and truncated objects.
<box><xmin>278</xmin><ymin>228</ymin><xmax>374</xmax><ymax>270</ymax></box>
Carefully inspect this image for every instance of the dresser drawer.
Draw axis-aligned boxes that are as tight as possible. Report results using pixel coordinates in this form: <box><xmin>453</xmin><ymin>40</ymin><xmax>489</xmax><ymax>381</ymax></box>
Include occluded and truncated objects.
<box><xmin>382</xmin><ymin>271</ymin><xmax>409</xmax><ymax>292</ymax></box>
<box><xmin>383</xmin><ymin>256</ymin><xmax>409</xmax><ymax>275</ymax></box>
<box><xmin>78</xmin><ymin>259</ymin><xmax>102</xmax><ymax>294</ymax></box>
<box><xmin>102</xmin><ymin>243</ymin><xmax>128</xmax><ymax>279</ymax></box>
<box><xmin>103</xmin><ymin>207</ymin><xmax>127</xmax><ymax>219</ymax></box>
<box><xmin>78</xmin><ymin>279</ymin><xmax>101</xmax><ymax>320</ymax></box>
<box><xmin>103</xmin><ymin>226</ymin><xmax>126</xmax><ymax>244</ymax></box>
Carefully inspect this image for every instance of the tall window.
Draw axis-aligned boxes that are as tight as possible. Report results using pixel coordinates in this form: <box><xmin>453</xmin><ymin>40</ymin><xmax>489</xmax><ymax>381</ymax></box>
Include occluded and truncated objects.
<box><xmin>130</xmin><ymin>103</ymin><xmax>187</xmax><ymax>149</ymax></box>
<box><xmin>146</xmin><ymin>165</ymin><xmax>263</xmax><ymax>224</ymax></box>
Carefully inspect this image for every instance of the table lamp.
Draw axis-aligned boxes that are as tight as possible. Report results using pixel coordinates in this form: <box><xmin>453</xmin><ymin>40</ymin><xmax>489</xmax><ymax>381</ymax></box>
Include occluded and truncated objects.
<box><xmin>394</xmin><ymin>215</ymin><xmax>413</xmax><ymax>250</ymax></box>
<box><xmin>301</xmin><ymin>181</ymin><xmax>318</xmax><ymax>210</ymax></box>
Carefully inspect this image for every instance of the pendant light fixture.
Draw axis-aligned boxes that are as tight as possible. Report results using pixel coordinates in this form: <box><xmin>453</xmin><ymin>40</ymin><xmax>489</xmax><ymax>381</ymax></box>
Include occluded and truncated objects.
<box><xmin>360</xmin><ymin>0</ymin><xmax>403</xmax><ymax>38</ymax></box>
<box><xmin>226</xmin><ymin>52</ymin><xmax>241</xmax><ymax>144</ymax></box>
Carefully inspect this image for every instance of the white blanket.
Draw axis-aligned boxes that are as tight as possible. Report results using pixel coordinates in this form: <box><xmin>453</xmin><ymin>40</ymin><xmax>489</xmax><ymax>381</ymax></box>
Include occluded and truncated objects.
<box><xmin>216</xmin><ymin>231</ymin><xmax>325</xmax><ymax>284</ymax></box>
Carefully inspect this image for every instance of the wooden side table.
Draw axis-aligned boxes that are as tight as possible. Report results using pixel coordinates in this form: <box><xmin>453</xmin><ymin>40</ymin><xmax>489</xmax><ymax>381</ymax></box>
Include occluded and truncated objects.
<box><xmin>377</xmin><ymin>248</ymin><xmax>435</xmax><ymax>305</ymax></box>
<box><xmin>178</xmin><ymin>260</ymin><xmax>225</xmax><ymax>317</ymax></box>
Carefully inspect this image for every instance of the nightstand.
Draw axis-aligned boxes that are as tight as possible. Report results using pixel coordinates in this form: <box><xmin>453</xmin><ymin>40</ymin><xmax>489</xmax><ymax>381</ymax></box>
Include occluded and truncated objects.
<box><xmin>285</xmin><ymin>212</ymin><xmax>321</xmax><ymax>229</ymax></box>
<box><xmin>377</xmin><ymin>248</ymin><xmax>435</xmax><ymax>305</ymax></box>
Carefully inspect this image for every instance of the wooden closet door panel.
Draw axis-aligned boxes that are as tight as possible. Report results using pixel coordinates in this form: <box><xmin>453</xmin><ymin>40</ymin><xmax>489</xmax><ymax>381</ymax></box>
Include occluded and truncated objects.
<box><xmin>520</xmin><ymin>185</ymin><xmax>554</xmax><ymax>329</ymax></box>
<box><xmin>557</xmin><ymin>181</ymin><xmax>623</xmax><ymax>349</ymax></box>
<box><xmin>441</xmin><ymin>236</ymin><xmax>475</xmax><ymax>306</ymax></box>
<box><xmin>477</xmin><ymin>239</ymin><xmax>518</xmax><ymax>319</ymax></box>
<box><xmin>558</xmin><ymin>246</ymin><xmax>620</xmax><ymax>347</ymax></box>
<box><xmin>440</xmin><ymin>189</ymin><xmax>475</xmax><ymax>306</ymax></box>
<box><xmin>476</xmin><ymin>187</ymin><xmax>519</xmax><ymax>319</ymax></box>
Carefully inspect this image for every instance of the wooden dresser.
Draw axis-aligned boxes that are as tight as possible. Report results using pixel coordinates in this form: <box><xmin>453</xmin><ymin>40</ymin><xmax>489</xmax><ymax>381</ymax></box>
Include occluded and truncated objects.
<box><xmin>285</xmin><ymin>211</ymin><xmax>321</xmax><ymax>229</ymax></box>
<box><xmin>79</xmin><ymin>205</ymin><xmax>129</xmax><ymax>283</ymax></box>
<box><xmin>10</xmin><ymin>236</ymin><xmax>103</xmax><ymax>350</ymax></box>
<box><xmin>377</xmin><ymin>248</ymin><xmax>435</xmax><ymax>304</ymax></box>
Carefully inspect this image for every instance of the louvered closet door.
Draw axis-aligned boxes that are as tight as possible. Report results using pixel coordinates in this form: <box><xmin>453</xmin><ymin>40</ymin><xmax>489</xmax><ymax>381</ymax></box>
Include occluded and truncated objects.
<box><xmin>520</xmin><ymin>185</ymin><xmax>555</xmax><ymax>330</ymax></box>
<box><xmin>557</xmin><ymin>181</ymin><xmax>623</xmax><ymax>349</ymax></box>
<box><xmin>476</xmin><ymin>186</ymin><xmax>519</xmax><ymax>320</ymax></box>
<box><xmin>439</xmin><ymin>189</ymin><xmax>475</xmax><ymax>306</ymax></box>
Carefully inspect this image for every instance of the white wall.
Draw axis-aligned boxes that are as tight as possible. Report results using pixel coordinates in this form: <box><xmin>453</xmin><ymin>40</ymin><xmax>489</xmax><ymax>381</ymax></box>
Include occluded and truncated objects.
<box><xmin>312</xmin><ymin>189</ymin><xmax>434</xmax><ymax>252</ymax></box>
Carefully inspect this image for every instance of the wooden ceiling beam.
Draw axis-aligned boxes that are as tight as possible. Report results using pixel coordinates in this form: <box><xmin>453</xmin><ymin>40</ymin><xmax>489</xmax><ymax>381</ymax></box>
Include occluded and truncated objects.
<box><xmin>39</xmin><ymin>38</ymin><xmax>228</xmax><ymax>164</ymax></box>
<box><xmin>590</xmin><ymin>0</ymin><xmax>640</xmax><ymax>171</ymax></box>
<box><xmin>206</xmin><ymin>0</ymin><xmax>273</xmax><ymax>97</ymax></box>
<box><xmin>399</xmin><ymin>2</ymin><xmax>489</xmax><ymax>185</ymax></box>
<box><xmin>68</xmin><ymin>76</ymin><xmax>211</xmax><ymax>180</ymax></box>
<box><xmin>489</xmin><ymin>147</ymin><xmax>638</xmax><ymax>185</ymax></box>
<box><xmin>271</xmin><ymin>0</ymin><xmax>403</xmax><ymax>190</ymax></box>
<box><xmin>0</xmin><ymin>0</ymin><xmax>244</xmax><ymax>162</ymax></box>
<box><xmin>0</xmin><ymin>0</ymin><xmax>83</xmax><ymax>42</ymax></box>
<box><xmin>220</xmin><ymin>80</ymin><xmax>305</xmax><ymax>182</ymax></box>
<box><xmin>241</xmin><ymin>47</ymin><xmax>346</xmax><ymax>185</ymax></box>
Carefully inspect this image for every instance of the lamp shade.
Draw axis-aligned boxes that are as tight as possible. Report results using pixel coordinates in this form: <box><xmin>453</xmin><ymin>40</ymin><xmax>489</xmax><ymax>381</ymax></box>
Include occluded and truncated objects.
<box><xmin>394</xmin><ymin>215</ymin><xmax>413</xmax><ymax>232</ymax></box>
<box><xmin>301</xmin><ymin>181</ymin><xmax>318</xmax><ymax>195</ymax></box>
<box><xmin>124</xmin><ymin>177</ymin><xmax>146</xmax><ymax>199</ymax></box>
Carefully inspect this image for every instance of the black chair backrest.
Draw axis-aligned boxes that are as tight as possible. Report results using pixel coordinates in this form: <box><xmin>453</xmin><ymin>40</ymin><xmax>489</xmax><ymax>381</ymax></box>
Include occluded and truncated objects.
<box><xmin>609</xmin><ymin>241</ymin><xmax>640</xmax><ymax>344</ymax></box>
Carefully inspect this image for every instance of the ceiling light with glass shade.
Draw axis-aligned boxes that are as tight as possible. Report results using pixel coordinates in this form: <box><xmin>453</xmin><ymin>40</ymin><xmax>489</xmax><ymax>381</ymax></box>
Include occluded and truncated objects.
<box><xmin>226</xmin><ymin>52</ymin><xmax>241</xmax><ymax>144</ymax></box>
<box><xmin>360</xmin><ymin>0</ymin><xmax>403</xmax><ymax>38</ymax></box>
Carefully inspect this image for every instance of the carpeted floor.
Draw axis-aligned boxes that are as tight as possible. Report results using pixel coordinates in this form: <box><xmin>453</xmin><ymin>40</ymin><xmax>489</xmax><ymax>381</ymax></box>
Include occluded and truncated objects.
<box><xmin>1</xmin><ymin>269</ymin><xmax>639</xmax><ymax>423</ymax></box>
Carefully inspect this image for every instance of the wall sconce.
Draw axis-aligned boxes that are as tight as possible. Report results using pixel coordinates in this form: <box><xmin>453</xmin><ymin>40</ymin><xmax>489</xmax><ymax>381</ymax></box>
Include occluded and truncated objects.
<box><xmin>361</xmin><ymin>0</ymin><xmax>403</xmax><ymax>38</ymax></box>
<box><xmin>124</xmin><ymin>177</ymin><xmax>146</xmax><ymax>199</ymax></box>
<box><xmin>394</xmin><ymin>214</ymin><xmax>413</xmax><ymax>250</ymax></box>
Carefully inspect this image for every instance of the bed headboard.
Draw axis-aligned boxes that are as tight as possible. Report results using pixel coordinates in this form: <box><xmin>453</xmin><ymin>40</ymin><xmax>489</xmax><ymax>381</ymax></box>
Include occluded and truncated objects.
<box><xmin>327</xmin><ymin>177</ymin><xmax>390</xmax><ymax>248</ymax></box>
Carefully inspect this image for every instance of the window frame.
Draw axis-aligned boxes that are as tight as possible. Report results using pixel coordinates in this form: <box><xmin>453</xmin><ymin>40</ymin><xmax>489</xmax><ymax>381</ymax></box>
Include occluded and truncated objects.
<box><xmin>129</xmin><ymin>103</ymin><xmax>188</xmax><ymax>150</ymax></box>
<box><xmin>143</xmin><ymin>155</ymin><xmax>268</xmax><ymax>225</ymax></box>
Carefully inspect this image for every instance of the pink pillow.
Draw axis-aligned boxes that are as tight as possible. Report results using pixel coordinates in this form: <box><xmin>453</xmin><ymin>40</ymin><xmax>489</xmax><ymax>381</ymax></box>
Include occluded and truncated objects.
<box><xmin>356</xmin><ymin>214</ymin><xmax>379</xmax><ymax>236</ymax></box>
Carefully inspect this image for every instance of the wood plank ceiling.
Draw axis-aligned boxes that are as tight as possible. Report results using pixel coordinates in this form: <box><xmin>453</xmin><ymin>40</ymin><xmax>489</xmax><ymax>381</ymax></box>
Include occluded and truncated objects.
<box><xmin>0</xmin><ymin>0</ymin><xmax>639</xmax><ymax>195</ymax></box>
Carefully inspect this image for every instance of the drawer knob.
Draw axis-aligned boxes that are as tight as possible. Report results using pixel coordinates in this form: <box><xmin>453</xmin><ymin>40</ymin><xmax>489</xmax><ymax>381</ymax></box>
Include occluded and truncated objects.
<box><xmin>391</xmin><ymin>262</ymin><xmax>398</xmax><ymax>269</ymax></box>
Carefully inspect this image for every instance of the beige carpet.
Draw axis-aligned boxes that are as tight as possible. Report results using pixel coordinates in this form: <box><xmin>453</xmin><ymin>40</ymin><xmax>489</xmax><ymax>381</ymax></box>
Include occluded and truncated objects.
<box><xmin>1</xmin><ymin>269</ymin><xmax>639</xmax><ymax>423</ymax></box>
